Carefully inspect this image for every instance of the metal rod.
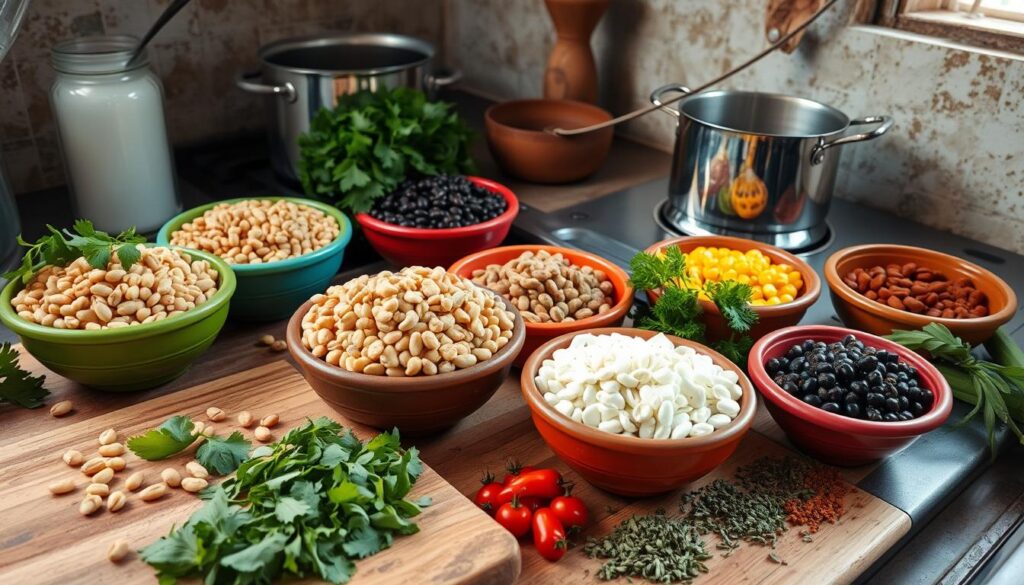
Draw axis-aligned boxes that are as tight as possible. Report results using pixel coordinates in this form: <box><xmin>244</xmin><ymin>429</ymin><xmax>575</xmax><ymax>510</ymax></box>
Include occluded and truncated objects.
<box><xmin>549</xmin><ymin>0</ymin><xmax>841</xmax><ymax>137</ymax></box>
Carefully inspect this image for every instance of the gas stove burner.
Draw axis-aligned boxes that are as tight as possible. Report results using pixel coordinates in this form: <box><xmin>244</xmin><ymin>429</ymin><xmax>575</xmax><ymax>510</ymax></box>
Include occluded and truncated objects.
<box><xmin>654</xmin><ymin>199</ymin><xmax>834</xmax><ymax>256</ymax></box>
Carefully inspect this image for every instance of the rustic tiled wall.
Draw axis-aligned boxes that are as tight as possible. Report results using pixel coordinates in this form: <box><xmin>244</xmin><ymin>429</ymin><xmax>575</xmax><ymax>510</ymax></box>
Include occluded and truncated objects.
<box><xmin>449</xmin><ymin>0</ymin><xmax>1024</xmax><ymax>254</ymax></box>
<box><xmin>0</xmin><ymin>0</ymin><xmax>443</xmax><ymax>194</ymax></box>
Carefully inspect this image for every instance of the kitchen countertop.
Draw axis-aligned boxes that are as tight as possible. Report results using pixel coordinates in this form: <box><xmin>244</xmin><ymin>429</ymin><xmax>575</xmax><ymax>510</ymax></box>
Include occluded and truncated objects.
<box><xmin>2</xmin><ymin>90</ymin><xmax>1021</xmax><ymax>584</ymax></box>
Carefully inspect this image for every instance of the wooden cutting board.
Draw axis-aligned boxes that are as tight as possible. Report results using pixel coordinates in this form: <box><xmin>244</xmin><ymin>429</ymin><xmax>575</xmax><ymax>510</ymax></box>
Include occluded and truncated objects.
<box><xmin>422</xmin><ymin>377</ymin><xmax>913</xmax><ymax>585</ymax></box>
<box><xmin>0</xmin><ymin>361</ymin><xmax>520</xmax><ymax>585</ymax></box>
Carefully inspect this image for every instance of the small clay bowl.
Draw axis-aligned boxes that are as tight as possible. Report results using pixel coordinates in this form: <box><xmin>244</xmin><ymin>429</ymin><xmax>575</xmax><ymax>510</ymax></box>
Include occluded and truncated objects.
<box><xmin>825</xmin><ymin>244</ymin><xmax>1016</xmax><ymax>345</ymax></box>
<box><xmin>521</xmin><ymin>327</ymin><xmax>756</xmax><ymax>496</ymax></box>
<box><xmin>750</xmin><ymin>325</ymin><xmax>953</xmax><ymax>466</ymax></box>
<box><xmin>286</xmin><ymin>290</ymin><xmax>526</xmax><ymax>435</ymax></box>
<box><xmin>643</xmin><ymin>235</ymin><xmax>821</xmax><ymax>342</ymax></box>
<box><xmin>484</xmin><ymin>99</ymin><xmax>613</xmax><ymax>184</ymax></box>
<box><xmin>449</xmin><ymin>244</ymin><xmax>634</xmax><ymax>367</ymax></box>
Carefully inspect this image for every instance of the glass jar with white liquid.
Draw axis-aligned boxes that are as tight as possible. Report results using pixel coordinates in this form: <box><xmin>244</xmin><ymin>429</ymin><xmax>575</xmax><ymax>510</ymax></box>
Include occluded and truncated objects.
<box><xmin>50</xmin><ymin>35</ymin><xmax>180</xmax><ymax>234</ymax></box>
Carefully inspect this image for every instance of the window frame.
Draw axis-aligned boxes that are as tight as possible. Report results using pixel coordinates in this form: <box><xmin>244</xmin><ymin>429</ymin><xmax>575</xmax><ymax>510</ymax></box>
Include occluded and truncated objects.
<box><xmin>876</xmin><ymin>0</ymin><xmax>1024</xmax><ymax>52</ymax></box>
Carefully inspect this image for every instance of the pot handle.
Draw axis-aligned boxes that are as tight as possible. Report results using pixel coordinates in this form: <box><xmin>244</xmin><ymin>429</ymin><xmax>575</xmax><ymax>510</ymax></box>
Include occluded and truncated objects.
<box><xmin>426</xmin><ymin>69</ymin><xmax>463</xmax><ymax>93</ymax></box>
<box><xmin>235</xmin><ymin>71</ymin><xmax>296</xmax><ymax>103</ymax></box>
<box><xmin>810</xmin><ymin>115</ymin><xmax>893</xmax><ymax>165</ymax></box>
<box><xmin>649</xmin><ymin>83</ymin><xmax>692</xmax><ymax>117</ymax></box>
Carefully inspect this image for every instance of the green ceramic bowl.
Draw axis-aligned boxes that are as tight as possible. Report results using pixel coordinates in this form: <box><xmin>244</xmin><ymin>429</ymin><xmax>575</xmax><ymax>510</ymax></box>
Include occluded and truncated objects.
<box><xmin>156</xmin><ymin>197</ymin><xmax>352</xmax><ymax>322</ymax></box>
<box><xmin>0</xmin><ymin>247</ymin><xmax>236</xmax><ymax>392</ymax></box>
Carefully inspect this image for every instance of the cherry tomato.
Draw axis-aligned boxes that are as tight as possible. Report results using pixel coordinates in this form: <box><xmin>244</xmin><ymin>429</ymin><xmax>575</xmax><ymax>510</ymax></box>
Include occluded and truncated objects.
<box><xmin>501</xmin><ymin>459</ymin><xmax>537</xmax><ymax>485</ymax></box>
<box><xmin>473</xmin><ymin>472</ymin><xmax>504</xmax><ymax>515</ymax></box>
<box><xmin>498</xmin><ymin>468</ymin><xmax>563</xmax><ymax>504</ymax></box>
<box><xmin>495</xmin><ymin>497</ymin><xmax>533</xmax><ymax>538</ymax></box>
<box><xmin>550</xmin><ymin>495</ymin><xmax>589</xmax><ymax>531</ymax></box>
<box><xmin>519</xmin><ymin>496</ymin><xmax>546</xmax><ymax>512</ymax></box>
<box><xmin>532</xmin><ymin>508</ymin><xmax>568</xmax><ymax>562</ymax></box>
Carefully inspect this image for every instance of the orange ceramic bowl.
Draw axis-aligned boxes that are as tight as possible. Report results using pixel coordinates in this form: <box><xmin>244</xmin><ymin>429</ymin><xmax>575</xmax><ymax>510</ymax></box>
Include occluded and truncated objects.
<box><xmin>643</xmin><ymin>235</ymin><xmax>821</xmax><ymax>341</ymax></box>
<box><xmin>450</xmin><ymin>245</ymin><xmax>634</xmax><ymax>367</ymax></box>
<box><xmin>520</xmin><ymin>327</ymin><xmax>756</xmax><ymax>496</ymax></box>
<box><xmin>825</xmin><ymin>244</ymin><xmax>1017</xmax><ymax>345</ymax></box>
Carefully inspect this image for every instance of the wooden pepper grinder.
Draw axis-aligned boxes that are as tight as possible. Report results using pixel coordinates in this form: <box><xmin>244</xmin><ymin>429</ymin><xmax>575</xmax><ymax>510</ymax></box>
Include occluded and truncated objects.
<box><xmin>543</xmin><ymin>0</ymin><xmax>609</xmax><ymax>103</ymax></box>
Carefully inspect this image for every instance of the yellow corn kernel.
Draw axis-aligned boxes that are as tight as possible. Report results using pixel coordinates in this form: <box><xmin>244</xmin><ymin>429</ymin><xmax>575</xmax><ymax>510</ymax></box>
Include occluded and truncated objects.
<box><xmin>781</xmin><ymin>284</ymin><xmax>798</xmax><ymax>298</ymax></box>
<box><xmin>779</xmin><ymin>293</ymin><xmax>795</xmax><ymax>303</ymax></box>
<box><xmin>762</xmin><ymin>283</ymin><xmax>778</xmax><ymax>298</ymax></box>
<box><xmin>736</xmin><ymin>274</ymin><xmax>751</xmax><ymax>285</ymax></box>
<box><xmin>766</xmin><ymin>296</ymin><xmax>781</xmax><ymax>305</ymax></box>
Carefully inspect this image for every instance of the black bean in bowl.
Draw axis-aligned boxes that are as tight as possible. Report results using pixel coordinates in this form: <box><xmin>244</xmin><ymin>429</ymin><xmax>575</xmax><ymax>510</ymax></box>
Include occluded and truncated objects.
<box><xmin>764</xmin><ymin>334</ymin><xmax>933</xmax><ymax>422</ymax></box>
<box><xmin>369</xmin><ymin>175</ymin><xmax>508</xmax><ymax>229</ymax></box>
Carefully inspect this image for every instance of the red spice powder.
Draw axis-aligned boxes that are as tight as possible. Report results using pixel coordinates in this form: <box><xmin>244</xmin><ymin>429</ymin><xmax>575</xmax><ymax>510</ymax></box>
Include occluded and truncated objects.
<box><xmin>784</xmin><ymin>466</ymin><xmax>851</xmax><ymax>533</ymax></box>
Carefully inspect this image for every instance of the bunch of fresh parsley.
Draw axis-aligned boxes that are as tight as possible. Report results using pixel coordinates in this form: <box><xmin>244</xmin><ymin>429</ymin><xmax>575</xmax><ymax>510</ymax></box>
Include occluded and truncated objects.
<box><xmin>629</xmin><ymin>246</ymin><xmax>758</xmax><ymax>367</ymax></box>
<box><xmin>127</xmin><ymin>415</ymin><xmax>252</xmax><ymax>475</ymax></box>
<box><xmin>3</xmin><ymin>219</ymin><xmax>145</xmax><ymax>284</ymax></box>
<box><xmin>298</xmin><ymin>87</ymin><xmax>476</xmax><ymax>214</ymax></box>
<box><xmin>0</xmin><ymin>342</ymin><xmax>48</xmax><ymax>408</ymax></box>
<box><xmin>141</xmin><ymin>417</ymin><xmax>427</xmax><ymax>584</ymax></box>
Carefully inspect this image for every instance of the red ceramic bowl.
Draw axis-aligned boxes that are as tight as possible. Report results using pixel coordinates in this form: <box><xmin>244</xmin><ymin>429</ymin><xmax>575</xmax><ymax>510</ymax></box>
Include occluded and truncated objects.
<box><xmin>356</xmin><ymin>176</ymin><xmax>519</xmax><ymax>267</ymax></box>
<box><xmin>450</xmin><ymin>245</ymin><xmax>634</xmax><ymax>367</ymax></box>
<box><xmin>521</xmin><ymin>327</ymin><xmax>756</xmax><ymax>496</ymax></box>
<box><xmin>643</xmin><ymin>235</ymin><xmax>820</xmax><ymax>342</ymax></box>
<box><xmin>749</xmin><ymin>325</ymin><xmax>953</xmax><ymax>466</ymax></box>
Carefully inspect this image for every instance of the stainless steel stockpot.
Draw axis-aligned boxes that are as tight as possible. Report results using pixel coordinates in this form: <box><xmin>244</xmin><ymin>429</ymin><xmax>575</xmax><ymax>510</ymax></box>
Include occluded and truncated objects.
<box><xmin>651</xmin><ymin>85</ymin><xmax>892</xmax><ymax>250</ymax></box>
<box><xmin>238</xmin><ymin>33</ymin><xmax>459</xmax><ymax>182</ymax></box>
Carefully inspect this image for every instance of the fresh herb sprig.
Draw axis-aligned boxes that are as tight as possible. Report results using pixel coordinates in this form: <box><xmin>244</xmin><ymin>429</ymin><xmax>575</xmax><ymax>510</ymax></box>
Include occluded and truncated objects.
<box><xmin>888</xmin><ymin>323</ymin><xmax>1024</xmax><ymax>452</ymax></box>
<box><xmin>141</xmin><ymin>417</ymin><xmax>428</xmax><ymax>584</ymax></box>
<box><xmin>628</xmin><ymin>248</ymin><xmax>758</xmax><ymax>367</ymax></box>
<box><xmin>3</xmin><ymin>219</ymin><xmax>145</xmax><ymax>284</ymax></box>
<box><xmin>127</xmin><ymin>415</ymin><xmax>252</xmax><ymax>475</ymax></box>
<box><xmin>298</xmin><ymin>87</ymin><xmax>475</xmax><ymax>214</ymax></box>
<box><xmin>0</xmin><ymin>342</ymin><xmax>48</xmax><ymax>408</ymax></box>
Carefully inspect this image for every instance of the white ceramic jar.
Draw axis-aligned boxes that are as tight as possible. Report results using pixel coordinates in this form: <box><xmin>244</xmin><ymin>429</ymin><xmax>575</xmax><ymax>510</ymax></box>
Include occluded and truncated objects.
<box><xmin>50</xmin><ymin>35</ymin><xmax>179</xmax><ymax>234</ymax></box>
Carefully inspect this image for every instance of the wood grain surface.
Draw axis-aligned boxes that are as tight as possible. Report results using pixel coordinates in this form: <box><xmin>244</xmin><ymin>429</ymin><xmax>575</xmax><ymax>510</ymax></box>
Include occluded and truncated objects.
<box><xmin>0</xmin><ymin>361</ymin><xmax>521</xmax><ymax>585</ymax></box>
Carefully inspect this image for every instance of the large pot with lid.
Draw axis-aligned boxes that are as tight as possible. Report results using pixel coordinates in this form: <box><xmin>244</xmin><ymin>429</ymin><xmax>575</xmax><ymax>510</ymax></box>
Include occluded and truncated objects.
<box><xmin>238</xmin><ymin>33</ymin><xmax>459</xmax><ymax>182</ymax></box>
<box><xmin>651</xmin><ymin>85</ymin><xmax>892</xmax><ymax>251</ymax></box>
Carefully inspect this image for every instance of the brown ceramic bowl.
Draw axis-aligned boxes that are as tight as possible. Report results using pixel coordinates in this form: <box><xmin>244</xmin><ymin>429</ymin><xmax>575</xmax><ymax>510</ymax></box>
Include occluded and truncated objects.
<box><xmin>449</xmin><ymin>244</ymin><xmax>634</xmax><ymax>367</ymax></box>
<box><xmin>643</xmin><ymin>235</ymin><xmax>821</xmax><ymax>342</ymax></box>
<box><xmin>286</xmin><ymin>291</ymin><xmax>526</xmax><ymax>435</ymax></box>
<box><xmin>484</xmin><ymin>99</ymin><xmax>613</xmax><ymax>184</ymax></box>
<box><xmin>825</xmin><ymin>244</ymin><xmax>1017</xmax><ymax>345</ymax></box>
<box><xmin>520</xmin><ymin>327</ymin><xmax>756</xmax><ymax>496</ymax></box>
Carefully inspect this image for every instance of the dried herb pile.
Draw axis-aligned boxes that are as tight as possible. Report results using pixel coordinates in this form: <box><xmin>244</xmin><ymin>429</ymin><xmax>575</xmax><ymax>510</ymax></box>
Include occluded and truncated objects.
<box><xmin>584</xmin><ymin>510</ymin><xmax>710</xmax><ymax>584</ymax></box>
<box><xmin>584</xmin><ymin>457</ymin><xmax>851</xmax><ymax>583</ymax></box>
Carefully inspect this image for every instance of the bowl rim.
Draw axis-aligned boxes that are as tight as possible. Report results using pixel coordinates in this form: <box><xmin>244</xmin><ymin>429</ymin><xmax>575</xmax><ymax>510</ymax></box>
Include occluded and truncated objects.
<box><xmin>0</xmin><ymin>245</ymin><xmax>237</xmax><ymax>342</ymax></box>
<box><xmin>643</xmin><ymin>234</ymin><xmax>822</xmax><ymax>316</ymax></box>
<box><xmin>520</xmin><ymin>327</ymin><xmax>757</xmax><ymax>452</ymax></box>
<box><xmin>824</xmin><ymin>243</ymin><xmax>1017</xmax><ymax>328</ymax></box>
<box><xmin>354</xmin><ymin>176</ymin><xmax>519</xmax><ymax>240</ymax></box>
<box><xmin>484</xmin><ymin>99</ymin><xmax>614</xmax><ymax>138</ymax></box>
<box><xmin>448</xmin><ymin>244</ymin><xmax>635</xmax><ymax>332</ymax></box>
<box><xmin>748</xmin><ymin>324</ymin><xmax>953</xmax><ymax>436</ymax></box>
<box><xmin>155</xmin><ymin>196</ymin><xmax>353</xmax><ymax>275</ymax></box>
<box><xmin>285</xmin><ymin>285</ymin><xmax>526</xmax><ymax>390</ymax></box>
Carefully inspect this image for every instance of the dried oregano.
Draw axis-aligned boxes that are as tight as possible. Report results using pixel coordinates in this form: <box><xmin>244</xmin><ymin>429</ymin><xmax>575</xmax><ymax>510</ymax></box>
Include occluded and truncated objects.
<box><xmin>584</xmin><ymin>509</ymin><xmax>710</xmax><ymax>584</ymax></box>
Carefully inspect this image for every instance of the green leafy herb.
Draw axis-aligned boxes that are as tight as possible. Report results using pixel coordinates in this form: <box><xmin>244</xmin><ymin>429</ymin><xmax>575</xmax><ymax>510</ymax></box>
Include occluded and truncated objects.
<box><xmin>196</xmin><ymin>431</ymin><xmax>251</xmax><ymax>475</ymax></box>
<box><xmin>888</xmin><ymin>323</ymin><xmax>1024</xmax><ymax>453</ymax></box>
<box><xmin>127</xmin><ymin>415</ymin><xmax>197</xmax><ymax>460</ymax></box>
<box><xmin>298</xmin><ymin>87</ymin><xmax>475</xmax><ymax>214</ymax></box>
<box><xmin>3</xmin><ymin>220</ymin><xmax>146</xmax><ymax>284</ymax></box>
<box><xmin>0</xmin><ymin>342</ymin><xmax>48</xmax><ymax>408</ymax></box>
<box><xmin>141</xmin><ymin>417</ymin><xmax>427</xmax><ymax>584</ymax></box>
<box><xmin>628</xmin><ymin>249</ymin><xmax>757</xmax><ymax>368</ymax></box>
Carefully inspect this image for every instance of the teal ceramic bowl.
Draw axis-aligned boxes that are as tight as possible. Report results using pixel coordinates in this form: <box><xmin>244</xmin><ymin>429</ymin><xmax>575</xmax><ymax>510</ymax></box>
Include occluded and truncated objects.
<box><xmin>157</xmin><ymin>197</ymin><xmax>352</xmax><ymax>321</ymax></box>
<box><xmin>0</xmin><ymin>247</ymin><xmax>236</xmax><ymax>392</ymax></box>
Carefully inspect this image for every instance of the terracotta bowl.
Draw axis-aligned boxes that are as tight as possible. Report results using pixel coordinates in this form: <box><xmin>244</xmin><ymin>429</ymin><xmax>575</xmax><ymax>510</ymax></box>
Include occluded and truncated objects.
<box><xmin>825</xmin><ymin>244</ymin><xmax>1016</xmax><ymax>345</ymax></box>
<box><xmin>286</xmin><ymin>291</ymin><xmax>526</xmax><ymax>435</ymax></box>
<box><xmin>520</xmin><ymin>327</ymin><xmax>756</xmax><ymax>496</ymax></box>
<box><xmin>449</xmin><ymin>245</ymin><xmax>634</xmax><ymax>367</ymax></box>
<box><xmin>355</xmin><ymin>176</ymin><xmax>519</xmax><ymax>268</ymax></box>
<box><xmin>484</xmin><ymin>99</ymin><xmax>613</xmax><ymax>184</ymax></box>
<box><xmin>749</xmin><ymin>325</ymin><xmax>953</xmax><ymax>466</ymax></box>
<box><xmin>643</xmin><ymin>235</ymin><xmax>821</xmax><ymax>342</ymax></box>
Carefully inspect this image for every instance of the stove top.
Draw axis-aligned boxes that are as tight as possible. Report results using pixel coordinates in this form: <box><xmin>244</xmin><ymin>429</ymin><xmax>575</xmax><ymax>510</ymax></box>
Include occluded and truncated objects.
<box><xmin>512</xmin><ymin>176</ymin><xmax>1024</xmax><ymax>578</ymax></box>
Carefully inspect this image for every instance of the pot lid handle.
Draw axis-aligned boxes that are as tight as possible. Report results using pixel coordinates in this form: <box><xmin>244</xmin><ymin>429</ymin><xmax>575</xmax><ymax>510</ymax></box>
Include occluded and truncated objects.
<box><xmin>235</xmin><ymin>71</ymin><xmax>296</xmax><ymax>103</ymax></box>
<box><xmin>810</xmin><ymin>116</ymin><xmax>893</xmax><ymax>165</ymax></box>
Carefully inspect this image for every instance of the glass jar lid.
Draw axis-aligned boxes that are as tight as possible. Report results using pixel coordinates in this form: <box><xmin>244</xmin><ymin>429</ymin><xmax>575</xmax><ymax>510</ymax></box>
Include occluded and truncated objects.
<box><xmin>51</xmin><ymin>35</ymin><xmax>148</xmax><ymax>74</ymax></box>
